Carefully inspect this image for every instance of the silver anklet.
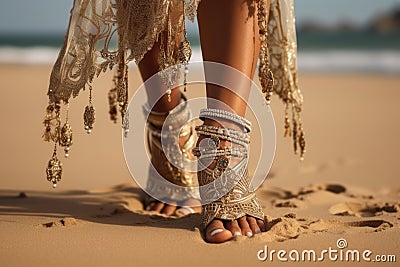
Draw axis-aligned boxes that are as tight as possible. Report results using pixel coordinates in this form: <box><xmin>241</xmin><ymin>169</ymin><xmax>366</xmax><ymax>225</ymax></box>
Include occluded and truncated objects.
<box><xmin>199</xmin><ymin>108</ymin><xmax>252</xmax><ymax>132</ymax></box>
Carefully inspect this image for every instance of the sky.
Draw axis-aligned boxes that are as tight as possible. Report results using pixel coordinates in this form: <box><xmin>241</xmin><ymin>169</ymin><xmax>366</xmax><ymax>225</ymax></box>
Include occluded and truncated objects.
<box><xmin>0</xmin><ymin>0</ymin><xmax>399</xmax><ymax>34</ymax></box>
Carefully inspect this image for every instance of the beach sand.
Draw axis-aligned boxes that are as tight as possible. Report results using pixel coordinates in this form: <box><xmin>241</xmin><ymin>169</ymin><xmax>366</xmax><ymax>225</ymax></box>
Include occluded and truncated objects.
<box><xmin>0</xmin><ymin>65</ymin><xmax>399</xmax><ymax>266</ymax></box>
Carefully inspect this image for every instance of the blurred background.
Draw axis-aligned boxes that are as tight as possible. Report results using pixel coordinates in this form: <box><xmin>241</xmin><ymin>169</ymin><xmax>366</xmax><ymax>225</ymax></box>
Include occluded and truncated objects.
<box><xmin>0</xmin><ymin>0</ymin><xmax>399</xmax><ymax>72</ymax></box>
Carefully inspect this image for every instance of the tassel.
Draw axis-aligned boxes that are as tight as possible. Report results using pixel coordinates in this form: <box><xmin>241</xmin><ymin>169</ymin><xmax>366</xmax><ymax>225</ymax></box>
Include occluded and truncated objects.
<box><xmin>257</xmin><ymin>0</ymin><xmax>274</xmax><ymax>104</ymax></box>
<box><xmin>284</xmin><ymin>103</ymin><xmax>291</xmax><ymax>137</ymax></box>
<box><xmin>84</xmin><ymin>105</ymin><xmax>95</xmax><ymax>134</ymax></box>
<box><xmin>116</xmin><ymin>54</ymin><xmax>128</xmax><ymax>120</ymax></box>
<box><xmin>84</xmin><ymin>86</ymin><xmax>96</xmax><ymax>134</ymax></box>
<box><xmin>59</xmin><ymin>122</ymin><xmax>73</xmax><ymax>157</ymax></box>
<box><xmin>59</xmin><ymin>103</ymin><xmax>73</xmax><ymax>158</ymax></box>
<box><xmin>42</xmin><ymin>102</ymin><xmax>61</xmax><ymax>142</ymax></box>
<box><xmin>108</xmin><ymin>73</ymin><xmax>118</xmax><ymax>123</ymax></box>
<box><xmin>299</xmin><ymin>128</ymin><xmax>306</xmax><ymax>161</ymax></box>
<box><xmin>292</xmin><ymin>113</ymin><xmax>298</xmax><ymax>155</ymax></box>
<box><xmin>178</xmin><ymin>20</ymin><xmax>192</xmax><ymax>93</ymax></box>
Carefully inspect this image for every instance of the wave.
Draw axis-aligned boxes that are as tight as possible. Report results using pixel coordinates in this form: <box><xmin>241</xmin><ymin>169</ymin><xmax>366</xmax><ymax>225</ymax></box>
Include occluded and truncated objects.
<box><xmin>298</xmin><ymin>50</ymin><xmax>400</xmax><ymax>74</ymax></box>
<box><xmin>1</xmin><ymin>46</ymin><xmax>400</xmax><ymax>73</ymax></box>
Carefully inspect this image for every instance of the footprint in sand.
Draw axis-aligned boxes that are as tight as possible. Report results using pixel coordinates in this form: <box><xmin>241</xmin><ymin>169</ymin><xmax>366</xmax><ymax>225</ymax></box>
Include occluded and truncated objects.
<box><xmin>268</xmin><ymin>183</ymin><xmax>346</xmax><ymax>208</ymax></box>
<box><xmin>255</xmin><ymin>214</ymin><xmax>393</xmax><ymax>243</ymax></box>
<box><xmin>42</xmin><ymin>217</ymin><xmax>79</xmax><ymax>228</ymax></box>
<box><xmin>306</xmin><ymin>218</ymin><xmax>394</xmax><ymax>234</ymax></box>
<box><xmin>329</xmin><ymin>202</ymin><xmax>399</xmax><ymax>217</ymax></box>
<box><xmin>272</xmin><ymin>199</ymin><xmax>305</xmax><ymax>208</ymax></box>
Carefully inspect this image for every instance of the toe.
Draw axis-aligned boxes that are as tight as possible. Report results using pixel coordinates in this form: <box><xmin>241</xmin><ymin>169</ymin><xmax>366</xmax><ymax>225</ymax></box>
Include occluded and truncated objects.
<box><xmin>161</xmin><ymin>203</ymin><xmax>177</xmax><ymax>216</ymax></box>
<box><xmin>238</xmin><ymin>217</ymin><xmax>253</xmax><ymax>237</ymax></box>
<box><xmin>206</xmin><ymin>220</ymin><xmax>233</xmax><ymax>243</ymax></box>
<box><xmin>180</xmin><ymin>199</ymin><xmax>202</xmax><ymax>214</ymax></box>
<box><xmin>145</xmin><ymin>202</ymin><xmax>155</xmax><ymax>211</ymax></box>
<box><xmin>175</xmin><ymin>206</ymin><xmax>195</xmax><ymax>217</ymax></box>
<box><xmin>247</xmin><ymin>217</ymin><xmax>261</xmax><ymax>234</ymax></box>
<box><xmin>152</xmin><ymin>202</ymin><xmax>165</xmax><ymax>213</ymax></box>
<box><xmin>257</xmin><ymin>219</ymin><xmax>267</xmax><ymax>232</ymax></box>
<box><xmin>225</xmin><ymin>220</ymin><xmax>242</xmax><ymax>237</ymax></box>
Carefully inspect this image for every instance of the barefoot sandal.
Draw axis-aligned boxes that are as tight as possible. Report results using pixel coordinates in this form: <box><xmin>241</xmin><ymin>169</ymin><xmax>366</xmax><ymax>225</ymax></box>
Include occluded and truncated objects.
<box><xmin>143</xmin><ymin>94</ymin><xmax>200</xmax><ymax>208</ymax></box>
<box><xmin>194</xmin><ymin>109</ymin><xmax>264</xmax><ymax>231</ymax></box>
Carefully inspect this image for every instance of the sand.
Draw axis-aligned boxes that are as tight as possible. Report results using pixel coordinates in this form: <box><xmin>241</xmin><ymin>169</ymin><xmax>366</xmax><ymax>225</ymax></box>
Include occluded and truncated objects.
<box><xmin>0</xmin><ymin>65</ymin><xmax>399</xmax><ymax>266</ymax></box>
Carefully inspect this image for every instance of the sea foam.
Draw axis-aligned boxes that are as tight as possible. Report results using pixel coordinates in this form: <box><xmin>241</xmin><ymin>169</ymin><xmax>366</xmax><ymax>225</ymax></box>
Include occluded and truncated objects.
<box><xmin>1</xmin><ymin>46</ymin><xmax>400</xmax><ymax>74</ymax></box>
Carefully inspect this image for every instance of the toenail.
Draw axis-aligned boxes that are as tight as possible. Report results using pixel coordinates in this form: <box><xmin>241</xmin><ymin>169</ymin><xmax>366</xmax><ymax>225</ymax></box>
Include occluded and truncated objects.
<box><xmin>255</xmin><ymin>229</ymin><xmax>261</xmax><ymax>234</ymax></box>
<box><xmin>234</xmin><ymin>231</ymin><xmax>242</xmax><ymax>237</ymax></box>
<box><xmin>145</xmin><ymin>206</ymin><xmax>151</xmax><ymax>211</ymax></box>
<box><xmin>210</xmin><ymin>229</ymin><xmax>224</xmax><ymax>237</ymax></box>
<box><xmin>176</xmin><ymin>206</ymin><xmax>195</xmax><ymax>216</ymax></box>
<box><xmin>246</xmin><ymin>232</ymin><xmax>253</xmax><ymax>237</ymax></box>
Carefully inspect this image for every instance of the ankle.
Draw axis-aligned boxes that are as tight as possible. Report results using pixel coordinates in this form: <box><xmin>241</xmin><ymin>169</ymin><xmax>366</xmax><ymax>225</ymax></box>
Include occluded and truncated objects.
<box><xmin>199</xmin><ymin>108</ymin><xmax>251</xmax><ymax>133</ymax></box>
<box><xmin>148</xmin><ymin>88</ymin><xmax>182</xmax><ymax>113</ymax></box>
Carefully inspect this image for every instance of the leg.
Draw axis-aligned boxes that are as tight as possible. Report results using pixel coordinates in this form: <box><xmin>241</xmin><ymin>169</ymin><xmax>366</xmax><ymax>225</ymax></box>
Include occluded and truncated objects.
<box><xmin>138</xmin><ymin>33</ymin><xmax>201</xmax><ymax>216</ymax></box>
<box><xmin>197</xmin><ymin>0</ymin><xmax>268</xmax><ymax>243</ymax></box>
<box><xmin>138</xmin><ymin>37</ymin><xmax>182</xmax><ymax>113</ymax></box>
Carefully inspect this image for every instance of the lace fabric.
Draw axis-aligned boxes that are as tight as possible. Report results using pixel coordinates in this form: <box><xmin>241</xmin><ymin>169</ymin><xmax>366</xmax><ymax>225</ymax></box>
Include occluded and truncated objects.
<box><xmin>44</xmin><ymin>0</ymin><xmax>305</xmax><ymax>186</ymax></box>
<box><xmin>267</xmin><ymin>0</ymin><xmax>305</xmax><ymax>158</ymax></box>
<box><xmin>48</xmin><ymin>0</ymin><xmax>198</xmax><ymax>101</ymax></box>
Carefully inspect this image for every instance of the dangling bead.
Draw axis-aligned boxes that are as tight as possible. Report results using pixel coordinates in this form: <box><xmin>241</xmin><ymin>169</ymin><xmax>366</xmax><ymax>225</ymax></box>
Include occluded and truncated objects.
<box><xmin>60</xmin><ymin>121</ymin><xmax>73</xmax><ymax>157</ymax></box>
<box><xmin>122</xmin><ymin>111</ymin><xmax>129</xmax><ymax>138</ymax></box>
<box><xmin>166</xmin><ymin>88</ymin><xmax>172</xmax><ymax>102</ymax></box>
<box><xmin>64</xmin><ymin>147</ymin><xmax>70</xmax><ymax>158</ymax></box>
<box><xmin>42</xmin><ymin>102</ymin><xmax>61</xmax><ymax>142</ymax></box>
<box><xmin>178</xmin><ymin>16</ymin><xmax>192</xmax><ymax>94</ymax></box>
<box><xmin>84</xmin><ymin>105</ymin><xmax>95</xmax><ymax>134</ymax></box>
<box><xmin>46</xmin><ymin>144</ymin><xmax>62</xmax><ymax>188</ymax></box>
<box><xmin>84</xmin><ymin>85</ymin><xmax>96</xmax><ymax>134</ymax></box>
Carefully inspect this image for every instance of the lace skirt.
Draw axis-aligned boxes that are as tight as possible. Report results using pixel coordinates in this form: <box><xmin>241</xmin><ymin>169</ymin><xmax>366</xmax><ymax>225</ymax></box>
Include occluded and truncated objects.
<box><xmin>43</xmin><ymin>0</ymin><xmax>305</xmax><ymax>167</ymax></box>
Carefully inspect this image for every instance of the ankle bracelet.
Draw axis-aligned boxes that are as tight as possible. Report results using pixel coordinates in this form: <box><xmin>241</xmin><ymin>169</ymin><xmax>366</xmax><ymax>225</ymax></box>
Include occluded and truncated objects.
<box><xmin>194</xmin><ymin>125</ymin><xmax>250</xmax><ymax>147</ymax></box>
<box><xmin>192</xmin><ymin>146</ymin><xmax>247</xmax><ymax>159</ymax></box>
<box><xmin>199</xmin><ymin>108</ymin><xmax>252</xmax><ymax>133</ymax></box>
<box><xmin>143</xmin><ymin>94</ymin><xmax>190</xmax><ymax>129</ymax></box>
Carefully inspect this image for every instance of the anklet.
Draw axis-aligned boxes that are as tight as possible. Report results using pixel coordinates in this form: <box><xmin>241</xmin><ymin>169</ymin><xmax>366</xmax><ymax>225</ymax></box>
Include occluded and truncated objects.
<box><xmin>195</xmin><ymin>125</ymin><xmax>250</xmax><ymax>143</ymax></box>
<box><xmin>195</xmin><ymin>125</ymin><xmax>250</xmax><ymax>148</ymax></box>
<box><xmin>199</xmin><ymin>108</ymin><xmax>252</xmax><ymax>132</ymax></box>
<box><xmin>192</xmin><ymin>146</ymin><xmax>247</xmax><ymax>159</ymax></box>
<box><xmin>142</xmin><ymin>94</ymin><xmax>191</xmax><ymax>128</ymax></box>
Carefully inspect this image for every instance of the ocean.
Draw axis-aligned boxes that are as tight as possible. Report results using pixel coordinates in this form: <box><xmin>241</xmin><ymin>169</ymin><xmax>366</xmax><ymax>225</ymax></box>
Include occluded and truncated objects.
<box><xmin>0</xmin><ymin>31</ymin><xmax>399</xmax><ymax>73</ymax></box>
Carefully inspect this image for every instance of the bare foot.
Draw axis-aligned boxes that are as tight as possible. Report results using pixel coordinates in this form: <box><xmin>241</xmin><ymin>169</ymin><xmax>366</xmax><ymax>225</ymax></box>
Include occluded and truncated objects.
<box><xmin>205</xmin><ymin>217</ymin><xmax>266</xmax><ymax>243</ymax></box>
